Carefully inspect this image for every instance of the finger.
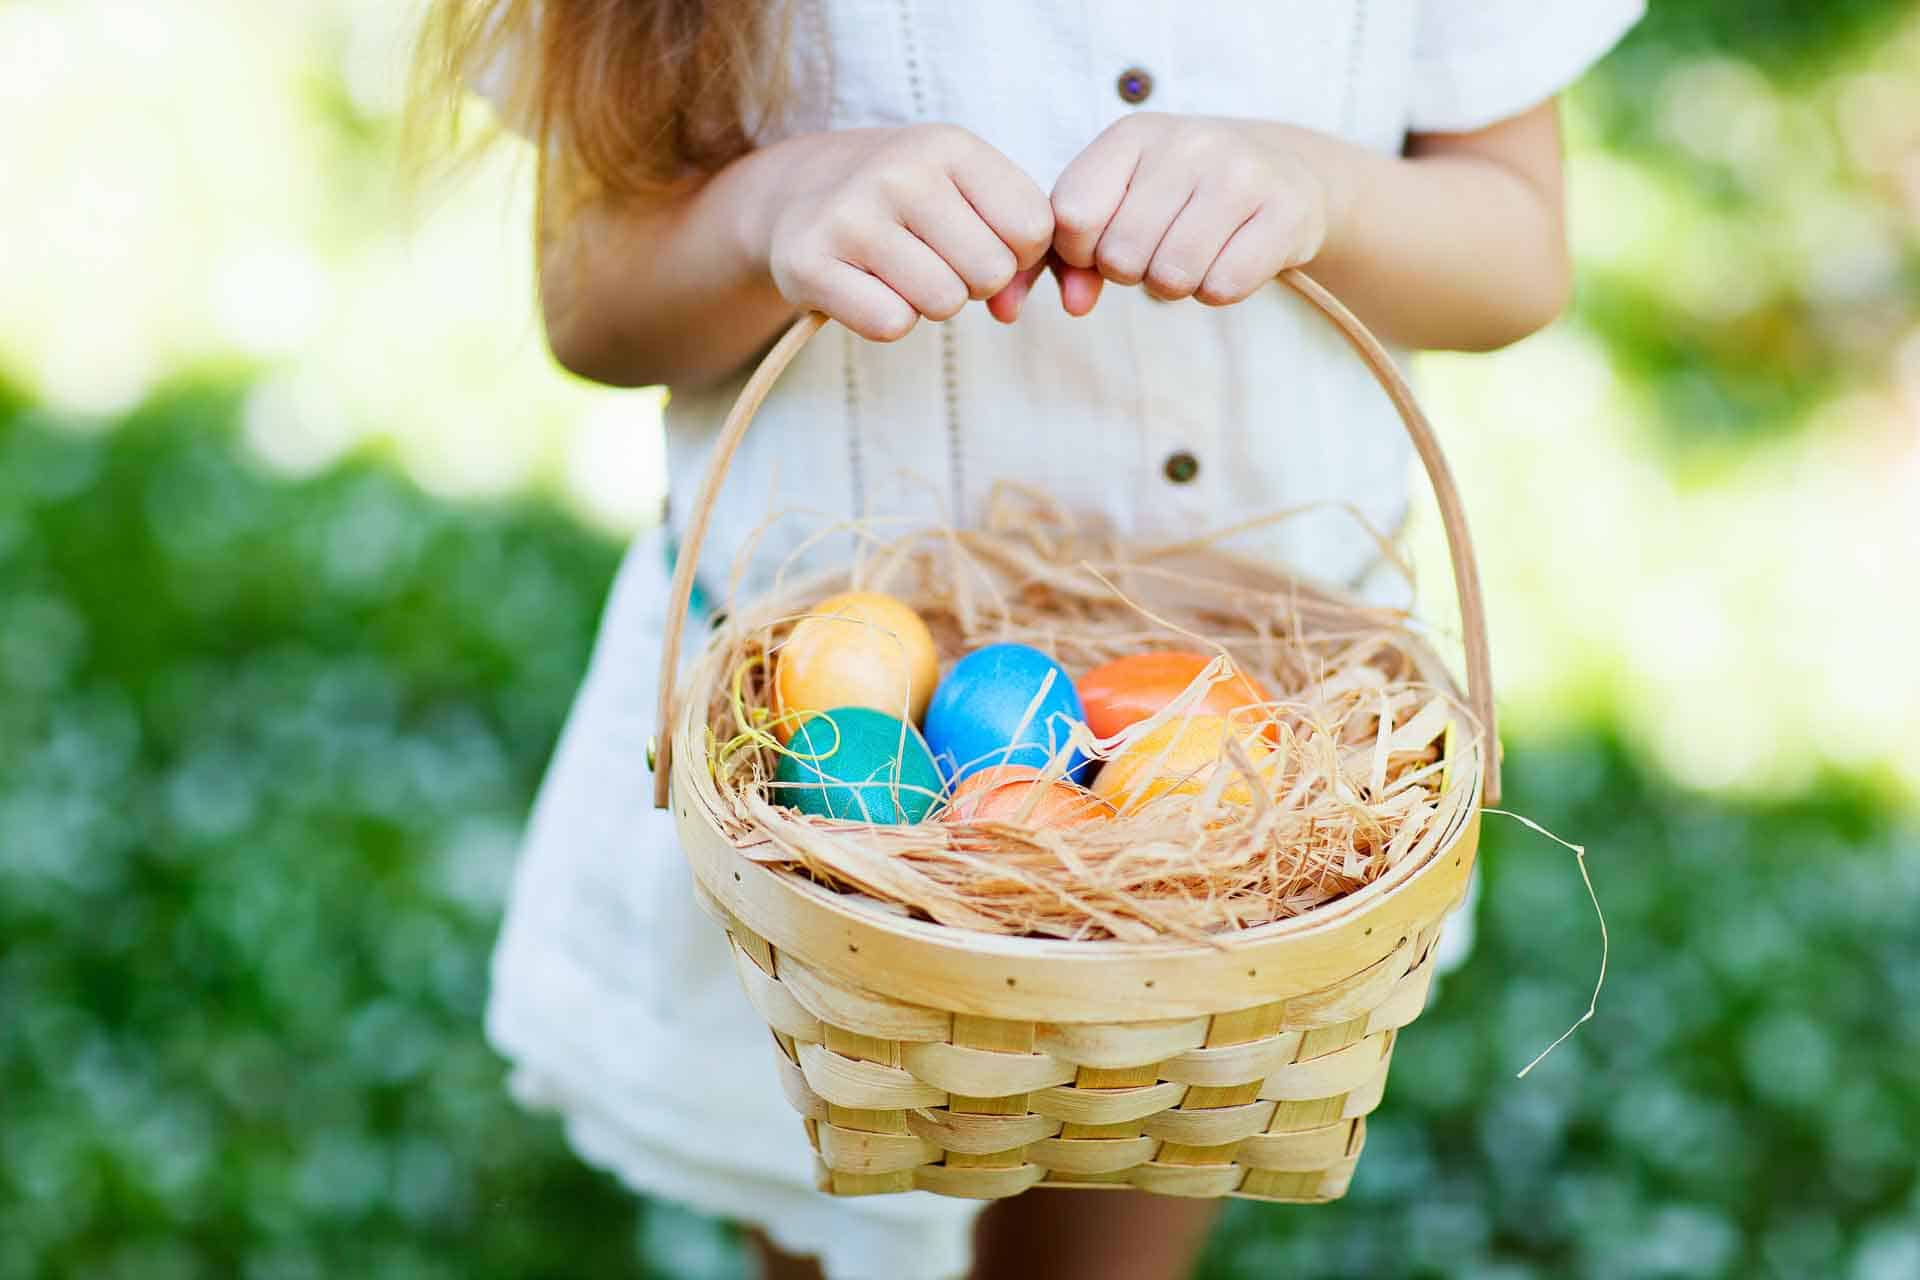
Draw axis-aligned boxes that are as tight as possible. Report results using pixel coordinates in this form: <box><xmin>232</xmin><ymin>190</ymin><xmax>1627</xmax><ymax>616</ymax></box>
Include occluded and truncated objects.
<box><xmin>1051</xmin><ymin>129</ymin><xmax>1141</xmax><ymax>269</ymax></box>
<box><xmin>1094</xmin><ymin>159</ymin><xmax>1197</xmax><ymax>286</ymax></box>
<box><xmin>945</xmin><ymin>143</ymin><xmax>1054</xmax><ymax>270</ymax></box>
<box><xmin>1195</xmin><ymin>196</ymin><xmax>1323</xmax><ymax>306</ymax></box>
<box><xmin>1054</xmin><ymin>262</ymin><xmax>1103</xmax><ymax>316</ymax></box>
<box><xmin>847</xmin><ymin>225</ymin><xmax>972</xmax><ymax>321</ymax></box>
<box><xmin>1145</xmin><ymin>189</ymin><xmax>1258</xmax><ymax>301</ymax></box>
<box><xmin>987</xmin><ymin>262</ymin><xmax>1046</xmax><ymax>323</ymax></box>
<box><xmin>904</xmin><ymin>184</ymin><xmax>1022</xmax><ymax>299</ymax></box>
<box><xmin>1194</xmin><ymin>204</ymin><xmax>1301</xmax><ymax>307</ymax></box>
<box><xmin>813</xmin><ymin>261</ymin><xmax>919</xmax><ymax>340</ymax></box>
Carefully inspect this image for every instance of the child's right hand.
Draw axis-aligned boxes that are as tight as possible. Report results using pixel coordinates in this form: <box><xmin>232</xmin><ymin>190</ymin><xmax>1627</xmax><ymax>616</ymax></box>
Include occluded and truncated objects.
<box><xmin>753</xmin><ymin>126</ymin><xmax>1055</xmax><ymax>341</ymax></box>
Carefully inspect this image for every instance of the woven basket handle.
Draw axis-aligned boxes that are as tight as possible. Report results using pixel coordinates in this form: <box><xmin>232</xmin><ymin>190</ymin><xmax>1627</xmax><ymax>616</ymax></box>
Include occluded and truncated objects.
<box><xmin>652</xmin><ymin>270</ymin><xmax>1501</xmax><ymax>808</ymax></box>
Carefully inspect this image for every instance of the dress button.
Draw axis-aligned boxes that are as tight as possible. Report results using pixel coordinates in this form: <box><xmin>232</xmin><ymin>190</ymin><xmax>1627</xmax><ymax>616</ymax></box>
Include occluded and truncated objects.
<box><xmin>1117</xmin><ymin>67</ymin><xmax>1153</xmax><ymax>105</ymax></box>
<box><xmin>1163</xmin><ymin>450</ymin><xmax>1199</xmax><ymax>484</ymax></box>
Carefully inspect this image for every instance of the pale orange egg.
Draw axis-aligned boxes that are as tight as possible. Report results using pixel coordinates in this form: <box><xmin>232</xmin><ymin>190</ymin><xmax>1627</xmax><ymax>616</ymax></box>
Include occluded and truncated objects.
<box><xmin>774</xmin><ymin>591</ymin><xmax>939</xmax><ymax>741</ymax></box>
<box><xmin>1091</xmin><ymin>715</ymin><xmax>1279</xmax><ymax>815</ymax></box>
<box><xmin>942</xmin><ymin>765</ymin><xmax>1113</xmax><ymax>827</ymax></box>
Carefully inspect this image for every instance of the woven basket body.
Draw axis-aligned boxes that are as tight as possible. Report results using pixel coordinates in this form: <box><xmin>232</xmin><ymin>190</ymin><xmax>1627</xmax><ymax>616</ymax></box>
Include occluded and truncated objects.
<box><xmin>672</xmin><ymin>672</ymin><xmax>1481</xmax><ymax>1202</ymax></box>
<box><xmin>651</xmin><ymin>272</ymin><xmax>1500</xmax><ymax>1204</ymax></box>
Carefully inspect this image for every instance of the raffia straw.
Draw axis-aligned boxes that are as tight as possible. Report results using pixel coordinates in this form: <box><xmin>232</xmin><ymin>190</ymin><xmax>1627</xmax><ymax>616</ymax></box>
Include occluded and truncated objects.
<box><xmin>699</xmin><ymin>493</ymin><xmax>1486</xmax><ymax>942</ymax></box>
<box><xmin>1493</xmin><ymin>808</ymin><xmax>1609</xmax><ymax>1079</ymax></box>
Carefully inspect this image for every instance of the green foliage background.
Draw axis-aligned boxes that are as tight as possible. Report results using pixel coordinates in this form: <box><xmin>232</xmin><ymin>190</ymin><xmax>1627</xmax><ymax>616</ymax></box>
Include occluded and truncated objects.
<box><xmin>4</xmin><ymin>4</ymin><xmax>1920</xmax><ymax>1278</ymax></box>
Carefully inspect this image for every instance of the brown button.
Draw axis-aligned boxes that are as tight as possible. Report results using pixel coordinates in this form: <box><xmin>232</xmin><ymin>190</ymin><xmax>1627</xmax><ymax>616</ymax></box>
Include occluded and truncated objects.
<box><xmin>1117</xmin><ymin>67</ymin><xmax>1153</xmax><ymax>105</ymax></box>
<box><xmin>1163</xmin><ymin>450</ymin><xmax>1199</xmax><ymax>484</ymax></box>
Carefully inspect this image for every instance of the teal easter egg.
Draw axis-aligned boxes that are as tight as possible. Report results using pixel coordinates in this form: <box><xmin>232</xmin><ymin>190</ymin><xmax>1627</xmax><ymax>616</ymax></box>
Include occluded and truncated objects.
<box><xmin>772</xmin><ymin>707</ymin><xmax>943</xmax><ymax>824</ymax></box>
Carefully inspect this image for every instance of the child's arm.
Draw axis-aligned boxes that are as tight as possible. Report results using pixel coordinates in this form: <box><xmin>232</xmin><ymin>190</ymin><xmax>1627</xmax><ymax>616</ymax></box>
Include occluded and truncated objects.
<box><xmin>1013</xmin><ymin>104</ymin><xmax>1570</xmax><ymax>353</ymax></box>
<box><xmin>536</xmin><ymin>126</ymin><xmax>1054</xmax><ymax>389</ymax></box>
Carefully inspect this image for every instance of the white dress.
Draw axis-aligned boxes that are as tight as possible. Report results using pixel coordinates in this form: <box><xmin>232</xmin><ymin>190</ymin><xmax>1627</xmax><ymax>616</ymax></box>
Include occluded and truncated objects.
<box><xmin>483</xmin><ymin>5</ymin><xmax>1641</xmax><ymax>1277</ymax></box>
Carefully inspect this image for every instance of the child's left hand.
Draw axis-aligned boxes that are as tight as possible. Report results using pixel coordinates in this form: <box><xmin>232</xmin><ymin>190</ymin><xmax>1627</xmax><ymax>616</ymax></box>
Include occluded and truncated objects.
<box><xmin>989</xmin><ymin>114</ymin><xmax>1331</xmax><ymax>321</ymax></box>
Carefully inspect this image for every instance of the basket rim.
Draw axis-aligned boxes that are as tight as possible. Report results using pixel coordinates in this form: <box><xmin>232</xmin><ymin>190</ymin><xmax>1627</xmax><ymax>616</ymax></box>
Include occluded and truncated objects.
<box><xmin>685</xmin><ymin>760</ymin><xmax>1479</xmax><ymax>957</ymax></box>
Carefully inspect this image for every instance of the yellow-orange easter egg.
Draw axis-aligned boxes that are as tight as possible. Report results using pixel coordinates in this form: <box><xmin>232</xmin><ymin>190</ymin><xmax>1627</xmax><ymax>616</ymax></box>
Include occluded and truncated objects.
<box><xmin>775</xmin><ymin>592</ymin><xmax>939</xmax><ymax>741</ymax></box>
<box><xmin>942</xmin><ymin>765</ymin><xmax>1113</xmax><ymax>827</ymax></box>
<box><xmin>1091</xmin><ymin>715</ymin><xmax>1279</xmax><ymax>815</ymax></box>
<box><xmin>1078</xmin><ymin>651</ymin><xmax>1275</xmax><ymax>741</ymax></box>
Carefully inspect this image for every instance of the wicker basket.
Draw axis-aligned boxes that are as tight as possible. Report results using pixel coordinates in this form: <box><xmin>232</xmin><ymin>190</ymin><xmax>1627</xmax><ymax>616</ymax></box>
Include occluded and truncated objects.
<box><xmin>650</xmin><ymin>270</ymin><xmax>1499</xmax><ymax>1204</ymax></box>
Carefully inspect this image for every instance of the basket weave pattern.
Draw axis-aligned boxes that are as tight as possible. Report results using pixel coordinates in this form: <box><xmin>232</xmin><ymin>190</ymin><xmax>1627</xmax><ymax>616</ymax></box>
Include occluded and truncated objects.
<box><xmin>700</xmin><ymin>886</ymin><xmax>1447</xmax><ymax>1202</ymax></box>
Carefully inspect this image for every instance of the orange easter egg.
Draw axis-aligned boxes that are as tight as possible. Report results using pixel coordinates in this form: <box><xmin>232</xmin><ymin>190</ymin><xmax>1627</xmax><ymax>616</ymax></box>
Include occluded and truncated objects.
<box><xmin>1091</xmin><ymin>715</ymin><xmax>1279</xmax><ymax>816</ymax></box>
<box><xmin>943</xmin><ymin>765</ymin><xmax>1113</xmax><ymax>827</ymax></box>
<box><xmin>775</xmin><ymin>592</ymin><xmax>939</xmax><ymax>742</ymax></box>
<box><xmin>1077</xmin><ymin>651</ymin><xmax>1273</xmax><ymax>741</ymax></box>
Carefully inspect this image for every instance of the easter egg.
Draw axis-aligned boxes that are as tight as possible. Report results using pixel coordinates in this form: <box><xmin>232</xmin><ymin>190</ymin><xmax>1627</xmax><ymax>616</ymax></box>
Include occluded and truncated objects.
<box><xmin>774</xmin><ymin>591</ymin><xmax>939</xmax><ymax>741</ymax></box>
<box><xmin>923</xmin><ymin>643</ymin><xmax>1093</xmax><ymax>784</ymax></box>
<box><xmin>942</xmin><ymin>765</ymin><xmax>1113</xmax><ymax>827</ymax></box>
<box><xmin>1092</xmin><ymin>714</ymin><xmax>1279</xmax><ymax>816</ymax></box>
<box><xmin>1078</xmin><ymin>651</ymin><xmax>1273</xmax><ymax>741</ymax></box>
<box><xmin>772</xmin><ymin>707</ymin><xmax>943</xmax><ymax>824</ymax></box>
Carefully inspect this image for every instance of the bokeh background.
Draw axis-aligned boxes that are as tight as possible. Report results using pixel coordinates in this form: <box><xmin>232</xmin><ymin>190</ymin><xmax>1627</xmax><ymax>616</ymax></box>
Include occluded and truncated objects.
<box><xmin>4</xmin><ymin>1</ymin><xmax>1918</xmax><ymax>1276</ymax></box>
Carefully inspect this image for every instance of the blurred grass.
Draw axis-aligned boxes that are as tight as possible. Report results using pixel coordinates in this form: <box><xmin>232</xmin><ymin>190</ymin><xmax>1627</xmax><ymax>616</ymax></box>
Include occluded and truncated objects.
<box><xmin>4</xmin><ymin>393</ymin><xmax>1916</xmax><ymax>1279</ymax></box>
<box><xmin>0</xmin><ymin>389</ymin><xmax>650</xmax><ymax>1278</ymax></box>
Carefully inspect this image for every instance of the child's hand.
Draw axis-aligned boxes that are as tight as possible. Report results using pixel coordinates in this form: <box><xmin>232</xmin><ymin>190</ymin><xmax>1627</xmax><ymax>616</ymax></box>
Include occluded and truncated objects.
<box><xmin>759</xmin><ymin>126</ymin><xmax>1054</xmax><ymax>341</ymax></box>
<box><xmin>1044</xmin><ymin>114</ymin><xmax>1332</xmax><ymax>309</ymax></box>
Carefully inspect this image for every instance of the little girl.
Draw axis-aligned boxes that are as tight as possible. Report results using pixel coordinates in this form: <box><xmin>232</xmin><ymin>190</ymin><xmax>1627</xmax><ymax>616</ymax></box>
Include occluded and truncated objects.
<box><xmin>417</xmin><ymin>4</ymin><xmax>1640</xmax><ymax>1277</ymax></box>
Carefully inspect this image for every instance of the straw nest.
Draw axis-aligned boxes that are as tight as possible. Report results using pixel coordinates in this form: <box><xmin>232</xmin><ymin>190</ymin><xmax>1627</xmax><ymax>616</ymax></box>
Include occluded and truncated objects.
<box><xmin>694</xmin><ymin>496</ymin><xmax>1481</xmax><ymax>944</ymax></box>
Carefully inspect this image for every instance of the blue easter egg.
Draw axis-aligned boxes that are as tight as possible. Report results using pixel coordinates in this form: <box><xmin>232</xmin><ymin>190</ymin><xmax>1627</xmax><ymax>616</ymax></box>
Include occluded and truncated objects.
<box><xmin>923</xmin><ymin>643</ymin><xmax>1093</xmax><ymax>784</ymax></box>
<box><xmin>772</xmin><ymin>707</ymin><xmax>943</xmax><ymax>824</ymax></box>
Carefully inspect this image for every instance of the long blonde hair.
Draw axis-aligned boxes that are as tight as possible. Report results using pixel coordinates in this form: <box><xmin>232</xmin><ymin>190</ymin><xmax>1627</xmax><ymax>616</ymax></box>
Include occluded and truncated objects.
<box><xmin>409</xmin><ymin>0</ymin><xmax>793</xmax><ymax>202</ymax></box>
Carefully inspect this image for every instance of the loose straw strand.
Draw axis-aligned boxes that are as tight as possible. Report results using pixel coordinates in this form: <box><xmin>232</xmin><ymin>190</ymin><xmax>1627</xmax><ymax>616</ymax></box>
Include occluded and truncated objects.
<box><xmin>1488</xmin><ymin>808</ymin><xmax>1608</xmax><ymax>1080</ymax></box>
